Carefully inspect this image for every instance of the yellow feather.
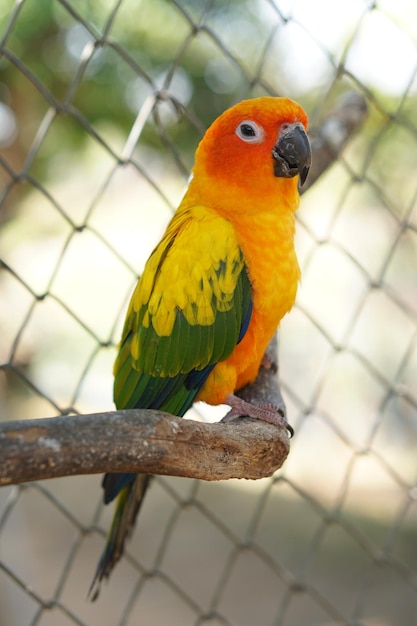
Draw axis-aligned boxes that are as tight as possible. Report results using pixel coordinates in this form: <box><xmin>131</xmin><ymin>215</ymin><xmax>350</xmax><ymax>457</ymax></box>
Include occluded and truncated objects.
<box><xmin>128</xmin><ymin>205</ymin><xmax>244</xmax><ymax>341</ymax></box>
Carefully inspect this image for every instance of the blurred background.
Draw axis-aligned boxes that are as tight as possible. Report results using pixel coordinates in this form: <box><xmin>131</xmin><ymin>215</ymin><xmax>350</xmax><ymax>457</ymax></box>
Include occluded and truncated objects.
<box><xmin>0</xmin><ymin>0</ymin><xmax>416</xmax><ymax>625</ymax></box>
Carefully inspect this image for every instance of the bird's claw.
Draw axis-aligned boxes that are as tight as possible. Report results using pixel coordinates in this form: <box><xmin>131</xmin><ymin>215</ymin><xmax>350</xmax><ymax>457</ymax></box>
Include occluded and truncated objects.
<box><xmin>222</xmin><ymin>394</ymin><xmax>294</xmax><ymax>438</ymax></box>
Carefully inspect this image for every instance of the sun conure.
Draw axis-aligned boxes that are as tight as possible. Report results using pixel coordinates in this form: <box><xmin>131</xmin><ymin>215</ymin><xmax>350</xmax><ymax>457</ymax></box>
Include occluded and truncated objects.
<box><xmin>90</xmin><ymin>96</ymin><xmax>311</xmax><ymax>598</ymax></box>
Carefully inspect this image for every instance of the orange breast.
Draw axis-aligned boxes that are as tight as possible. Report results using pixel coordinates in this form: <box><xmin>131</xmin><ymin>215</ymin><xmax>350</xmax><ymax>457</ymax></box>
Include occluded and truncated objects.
<box><xmin>197</xmin><ymin>196</ymin><xmax>300</xmax><ymax>406</ymax></box>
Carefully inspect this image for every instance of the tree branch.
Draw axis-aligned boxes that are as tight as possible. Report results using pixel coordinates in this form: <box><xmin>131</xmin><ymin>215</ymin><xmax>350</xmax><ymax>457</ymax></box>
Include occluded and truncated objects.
<box><xmin>0</xmin><ymin>409</ymin><xmax>290</xmax><ymax>485</ymax></box>
<box><xmin>0</xmin><ymin>91</ymin><xmax>368</xmax><ymax>488</ymax></box>
<box><xmin>302</xmin><ymin>91</ymin><xmax>368</xmax><ymax>193</ymax></box>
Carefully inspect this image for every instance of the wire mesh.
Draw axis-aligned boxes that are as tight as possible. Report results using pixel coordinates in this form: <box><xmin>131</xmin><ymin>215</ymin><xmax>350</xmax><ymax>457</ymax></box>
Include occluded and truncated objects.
<box><xmin>1</xmin><ymin>0</ymin><xmax>417</xmax><ymax>625</ymax></box>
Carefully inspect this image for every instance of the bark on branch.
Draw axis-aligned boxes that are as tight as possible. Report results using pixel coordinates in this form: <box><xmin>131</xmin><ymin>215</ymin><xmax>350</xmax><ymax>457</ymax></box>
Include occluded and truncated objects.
<box><xmin>0</xmin><ymin>410</ymin><xmax>290</xmax><ymax>486</ymax></box>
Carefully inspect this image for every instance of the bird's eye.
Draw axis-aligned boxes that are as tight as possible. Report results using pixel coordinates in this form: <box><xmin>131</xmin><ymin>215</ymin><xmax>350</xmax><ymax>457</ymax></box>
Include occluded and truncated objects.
<box><xmin>235</xmin><ymin>120</ymin><xmax>264</xmax><ymax>144</ymax></box>
<box><xmin>240</xmin><ymin>123</ymin><xmax>256</xmax><ymax>137</ymax></box>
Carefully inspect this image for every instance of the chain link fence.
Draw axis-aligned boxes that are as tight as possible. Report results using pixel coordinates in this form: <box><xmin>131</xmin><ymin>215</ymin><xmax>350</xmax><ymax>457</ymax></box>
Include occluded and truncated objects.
<box><xmin>1</xmin><ymin>0</ymin><xmax>417</xmax><ymax>624</ymax></box>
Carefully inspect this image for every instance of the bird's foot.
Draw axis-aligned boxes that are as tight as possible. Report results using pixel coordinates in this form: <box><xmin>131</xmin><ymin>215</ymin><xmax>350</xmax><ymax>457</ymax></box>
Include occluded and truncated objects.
<box><xmin>222</xmin><ymin>394</ymin><xmax>294</xmax><ymax>438</ymax></box>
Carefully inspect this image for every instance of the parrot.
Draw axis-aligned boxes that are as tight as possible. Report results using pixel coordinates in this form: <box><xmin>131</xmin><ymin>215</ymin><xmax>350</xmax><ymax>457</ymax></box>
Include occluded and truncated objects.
<box><xmin>89</xmin><ymin>96</ymin><xmax>311</xmax><ymax>598</ymax></box>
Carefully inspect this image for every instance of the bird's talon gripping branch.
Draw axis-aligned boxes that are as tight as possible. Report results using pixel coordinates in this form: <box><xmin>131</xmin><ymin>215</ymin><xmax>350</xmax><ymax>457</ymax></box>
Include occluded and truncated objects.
<box><xmin>223</xmin><ymin>394</ymin><xmax>294</xmax><ymax>438</ymax></box>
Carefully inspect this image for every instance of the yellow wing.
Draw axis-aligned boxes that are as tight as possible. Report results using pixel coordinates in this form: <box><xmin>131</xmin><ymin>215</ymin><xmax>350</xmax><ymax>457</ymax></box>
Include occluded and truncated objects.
<box><xmin>113</xmin><ymin>204</ymin><xmax>253</xmax><ymax>415</ymax></box>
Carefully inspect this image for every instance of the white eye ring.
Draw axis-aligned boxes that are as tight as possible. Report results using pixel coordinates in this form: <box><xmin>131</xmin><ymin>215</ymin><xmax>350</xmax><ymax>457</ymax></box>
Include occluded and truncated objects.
<box><xmin>235</xmin><ymin>120</ymin><xmax>265</xmax><ymax>144</ymax></box>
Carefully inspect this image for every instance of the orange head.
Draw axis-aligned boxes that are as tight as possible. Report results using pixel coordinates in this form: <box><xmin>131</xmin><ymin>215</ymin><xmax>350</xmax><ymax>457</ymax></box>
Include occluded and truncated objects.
<box><xmin>189</xmin><ymin>97</ymin><xmax>311</xmax><ymax>215</ymax></box>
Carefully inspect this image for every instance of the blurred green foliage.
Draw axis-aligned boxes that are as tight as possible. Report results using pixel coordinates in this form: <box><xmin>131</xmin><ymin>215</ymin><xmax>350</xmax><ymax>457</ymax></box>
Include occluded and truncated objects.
<box><xmin>0</xmin><ymin>0</ymin><xmax>281</xmax><ymax>179</ymax></box>
<box><xmin>1</xmin><ymin>0</ymin><xmax>416</xmax><ymax>213</ymax></box>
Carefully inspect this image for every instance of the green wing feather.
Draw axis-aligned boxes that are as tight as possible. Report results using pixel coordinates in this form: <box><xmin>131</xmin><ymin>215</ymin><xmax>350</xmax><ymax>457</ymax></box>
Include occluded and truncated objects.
<box><xmin>113</xmin><ymin>205</ymin><xmax>252</xmax><ymax>415</ymax></box>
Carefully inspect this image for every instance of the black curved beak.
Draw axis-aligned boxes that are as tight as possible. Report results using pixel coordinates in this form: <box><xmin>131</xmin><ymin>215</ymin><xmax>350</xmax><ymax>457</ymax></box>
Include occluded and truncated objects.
<box><xmin>272</xmin><ymin>122</ymin><xmax>311</xmax><ymax>187</ymax></box>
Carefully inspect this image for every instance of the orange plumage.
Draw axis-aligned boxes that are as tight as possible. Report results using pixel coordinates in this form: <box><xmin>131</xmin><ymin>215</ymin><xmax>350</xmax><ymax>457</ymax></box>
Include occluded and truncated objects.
<box><xmin>187</xmin><ymin>97</ymin><xmax>309</xmax><ymax>404</ymax></box>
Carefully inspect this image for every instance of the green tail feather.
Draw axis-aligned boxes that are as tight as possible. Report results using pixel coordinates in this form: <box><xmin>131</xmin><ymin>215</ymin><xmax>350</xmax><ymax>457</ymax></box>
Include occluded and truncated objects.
<box><xmin>89</xmin><ymin>474</ymin><xmax>151</xmax><ymax>601</ymax></box>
